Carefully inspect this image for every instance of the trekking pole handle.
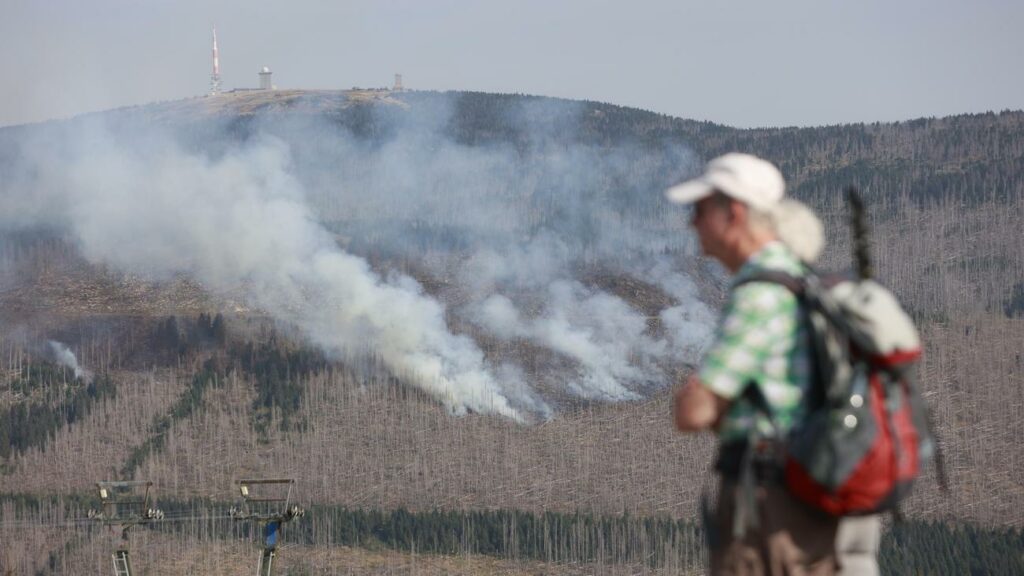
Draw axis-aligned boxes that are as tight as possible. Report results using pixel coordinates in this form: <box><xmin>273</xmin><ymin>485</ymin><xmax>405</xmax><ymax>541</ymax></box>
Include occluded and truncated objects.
<box><xmin>847</xmin><ymin>186</ymin><xmax>873</xmax><ymax>281</ymax></box>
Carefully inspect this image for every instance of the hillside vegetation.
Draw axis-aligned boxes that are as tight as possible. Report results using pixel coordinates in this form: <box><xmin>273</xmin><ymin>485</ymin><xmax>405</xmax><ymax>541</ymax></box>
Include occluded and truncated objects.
<box><xmin>0</xmin><ymin>90</ymin><xmax>1021</xmax><ymax>574</ymax></box>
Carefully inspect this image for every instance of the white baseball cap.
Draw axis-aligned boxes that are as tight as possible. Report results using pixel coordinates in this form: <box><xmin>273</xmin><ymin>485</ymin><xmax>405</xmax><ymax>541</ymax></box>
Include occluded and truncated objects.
<box><xmin>665</xmin><ymin>153</ymin><xmax>785</xmax><ymax>211</ymax></box>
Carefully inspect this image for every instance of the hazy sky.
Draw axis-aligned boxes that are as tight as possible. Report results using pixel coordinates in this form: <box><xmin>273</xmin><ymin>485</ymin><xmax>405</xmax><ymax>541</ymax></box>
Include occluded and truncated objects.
<box><xmin>3</xmin><ymin>0</ymin><xmax>1021</xmax><ymax>128</ymax></box>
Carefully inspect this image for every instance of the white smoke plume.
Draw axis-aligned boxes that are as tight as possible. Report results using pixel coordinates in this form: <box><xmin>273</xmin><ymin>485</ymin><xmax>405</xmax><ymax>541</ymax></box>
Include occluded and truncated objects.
<box><xmin>462</xmin><ymin>239</ymin><xmax>675</xmax><ymax>401</ymax></box>
<box><xmin>0</xmin><ymin>93</ymin><xmax>714</xmax><ymax>420</ymax></box>
<box><xmin>472</xmin><ymin>284</ymin><xmax>653</xmax><ymax>401</ymax></box>
<box><xmin>82</xmin><ymin>131</ymin><xmax>518</xmax><ymax>419</ymax></box>
<box><xmin>46</xmin><ymin>340</ymin><xmax>90</xmax><ymax>380</ymax></box>
<box><xmin>644</xmin><ymin>260</ymin><xmax>717</xmax><ymax>362</ymax></box>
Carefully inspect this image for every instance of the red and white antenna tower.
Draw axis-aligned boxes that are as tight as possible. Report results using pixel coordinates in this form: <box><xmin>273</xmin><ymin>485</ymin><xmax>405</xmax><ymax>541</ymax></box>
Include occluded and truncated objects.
<box><xmin>209</xmin><ymin>27</ymin><xmax>222</xmax><ymax>96</ymax></box>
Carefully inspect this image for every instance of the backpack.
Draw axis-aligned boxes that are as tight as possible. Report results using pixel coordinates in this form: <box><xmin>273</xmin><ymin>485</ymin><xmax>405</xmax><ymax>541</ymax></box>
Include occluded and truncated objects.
<box><xmin>737</xmin><ymin>270</ymin><xmax>939</xmax><ymax>516</ymax></box>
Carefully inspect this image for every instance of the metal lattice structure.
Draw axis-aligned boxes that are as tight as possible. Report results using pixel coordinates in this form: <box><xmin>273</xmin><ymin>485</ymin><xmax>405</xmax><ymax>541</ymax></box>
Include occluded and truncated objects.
<box><xmin>230</xmin><ymin>479</ymin><xmax>305</xmax><ymax>576</ymax></box>
<box><xmin>89</xmin><ymin>481</ymin><xmax>164</xmax><ymax>576</ymax></box>
<box><xmin>112</xmin><ymin>550</ymin><xmax>131</xmax><ymax>576</ymax></box>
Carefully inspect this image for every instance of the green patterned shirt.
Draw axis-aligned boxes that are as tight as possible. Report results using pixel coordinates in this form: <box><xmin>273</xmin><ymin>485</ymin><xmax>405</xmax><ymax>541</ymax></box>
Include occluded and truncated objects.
<box><xmin>699</xmin><ymin>242</ymin><xmax>813</xmax><ymax>443</ymax></box>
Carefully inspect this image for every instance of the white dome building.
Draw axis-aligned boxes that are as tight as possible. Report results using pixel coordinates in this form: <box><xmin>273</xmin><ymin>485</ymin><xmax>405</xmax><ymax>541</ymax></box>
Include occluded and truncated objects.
<box><xmin>259</xmin><ymin>66</ymin><xmax>273</xmax><ymax>90</ymax></box>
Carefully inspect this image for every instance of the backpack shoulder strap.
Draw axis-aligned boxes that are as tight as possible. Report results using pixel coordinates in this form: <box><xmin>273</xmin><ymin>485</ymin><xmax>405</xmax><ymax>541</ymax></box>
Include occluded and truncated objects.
<box><xmin>733</xmin><ymin>270</ymin><xmax>808</xmax><ymax>297</ymax></box>
<box><xmin>735</xmin><ymin>269</ymin><xmax>830</xmax><ymax>413</ymax></box>
<box><xmin>740</xmin><ymin>270</ymin><xmax>869</xmax><ymax>350</ymax></box>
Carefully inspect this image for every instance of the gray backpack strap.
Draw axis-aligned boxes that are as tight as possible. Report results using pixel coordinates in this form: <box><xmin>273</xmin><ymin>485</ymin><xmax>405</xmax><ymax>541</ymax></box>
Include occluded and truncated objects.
<box><xmin>739</xmin><ymin>271</ymin><xmax>880</xmax><ymax>358</ymax></box>
<box><xmin>733</xmin><ymin>270</ymin><xmax>806</xmax><ymax>296</ymax></box>
<box><xmin>734</xmin><ymin>270</ymin><xmax>834</xmax><ymax>412</ymax></box>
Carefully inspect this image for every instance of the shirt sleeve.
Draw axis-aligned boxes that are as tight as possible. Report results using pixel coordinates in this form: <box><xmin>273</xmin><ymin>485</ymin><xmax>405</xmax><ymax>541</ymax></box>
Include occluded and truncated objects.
<box><xmin>698</xmin><ymin>282</ymin><xmax>798</xmax><ymax>400</ymax></box>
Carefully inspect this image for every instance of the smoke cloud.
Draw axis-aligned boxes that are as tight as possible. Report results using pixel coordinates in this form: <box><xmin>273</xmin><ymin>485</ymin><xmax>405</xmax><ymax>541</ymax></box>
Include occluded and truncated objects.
<box><xmin>0</xmin><ymin>92</ymin><xmax>714</xmax><ymax>420</ymax></box>
<box><xmin>46</xmin><ymin>340</ymin><xmax>90</xmax><ymax>380</ymax></box>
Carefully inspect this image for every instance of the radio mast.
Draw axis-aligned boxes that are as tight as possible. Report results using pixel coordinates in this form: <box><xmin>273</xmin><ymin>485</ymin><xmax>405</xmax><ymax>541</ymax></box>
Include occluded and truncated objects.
<box><xmin>209</xmin><ymin>27</ymin><xmax>222</xmax><ymax>95</ymax></box>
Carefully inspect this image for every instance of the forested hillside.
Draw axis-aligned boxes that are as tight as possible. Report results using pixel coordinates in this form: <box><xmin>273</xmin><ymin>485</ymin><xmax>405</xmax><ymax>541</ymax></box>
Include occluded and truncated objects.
<box><xmin>0</xmin><ymin>90</ymin><xmax>1020</xmax><ymax>574</ymax></box>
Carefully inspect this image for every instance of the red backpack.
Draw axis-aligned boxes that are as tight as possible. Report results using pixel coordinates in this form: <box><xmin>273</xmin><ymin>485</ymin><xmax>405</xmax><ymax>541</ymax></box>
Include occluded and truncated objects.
<box><xmin>739</xmin><ymin>271</ymin><xmax>940</xmax><ymax>516</ymax></box>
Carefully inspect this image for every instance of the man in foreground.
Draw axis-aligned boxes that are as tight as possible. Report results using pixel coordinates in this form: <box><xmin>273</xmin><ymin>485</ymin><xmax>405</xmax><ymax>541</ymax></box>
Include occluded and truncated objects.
<box><xmin>667</xmin><ymin>153</ymin><xmax>838</xmax><ymax>575</ymax></box>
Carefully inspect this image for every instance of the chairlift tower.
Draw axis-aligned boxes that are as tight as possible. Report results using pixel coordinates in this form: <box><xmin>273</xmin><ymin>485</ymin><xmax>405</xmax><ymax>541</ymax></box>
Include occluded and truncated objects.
<box><xmin>89</xmin><ymin>481</ymin><xmax>164</xmax><ymax>576</ymax></box>
<box><xmin>230</xmin><ymin>478</ymin><xmax>305</xmax><ymax>576</ymax></box>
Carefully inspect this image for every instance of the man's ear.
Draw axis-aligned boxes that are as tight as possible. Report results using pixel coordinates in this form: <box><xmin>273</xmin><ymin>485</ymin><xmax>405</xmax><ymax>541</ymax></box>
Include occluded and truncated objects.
<box><xmin>727</xmin><ymin>198</ymin><xmax>746</xmax><ymax>224</ymax></box>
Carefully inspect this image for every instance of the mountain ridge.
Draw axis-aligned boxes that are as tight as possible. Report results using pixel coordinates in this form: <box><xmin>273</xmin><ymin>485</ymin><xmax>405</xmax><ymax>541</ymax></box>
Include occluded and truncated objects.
<box><xmin>0</xmin><ymin>88</ymin><xmax>1020</xmax><ymax>574</ymax></box>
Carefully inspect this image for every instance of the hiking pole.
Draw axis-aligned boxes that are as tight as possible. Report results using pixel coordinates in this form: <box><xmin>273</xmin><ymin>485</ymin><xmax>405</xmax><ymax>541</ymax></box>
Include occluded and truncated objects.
<box><xmin>846</xmin><ymin>187</ymin><xmax>952</xmax><ymax>495</ymax></box>
<box><xmin>846</xmin><ymin>187</ymin><xmax>872</xmax><ymax>281</ymax></box>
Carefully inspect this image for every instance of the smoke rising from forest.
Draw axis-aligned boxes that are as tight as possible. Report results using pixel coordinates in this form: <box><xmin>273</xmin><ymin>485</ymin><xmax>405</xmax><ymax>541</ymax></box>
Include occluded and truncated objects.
<box><xmin>0</xmin><ymin>93</ymin><xmax>715</xmax><ymax>420</ymax></box>
<box><xmin>46</xmin><ymin>340</ymin><xmax>89</xmax><ymax>380</ymax></box>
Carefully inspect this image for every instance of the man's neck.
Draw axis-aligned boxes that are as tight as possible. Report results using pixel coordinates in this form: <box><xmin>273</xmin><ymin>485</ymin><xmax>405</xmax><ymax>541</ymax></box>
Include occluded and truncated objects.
<box><xmin>723</xmin><ymin>234</ymin><xmax>777</xmax><ymax>274</ymax></box>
